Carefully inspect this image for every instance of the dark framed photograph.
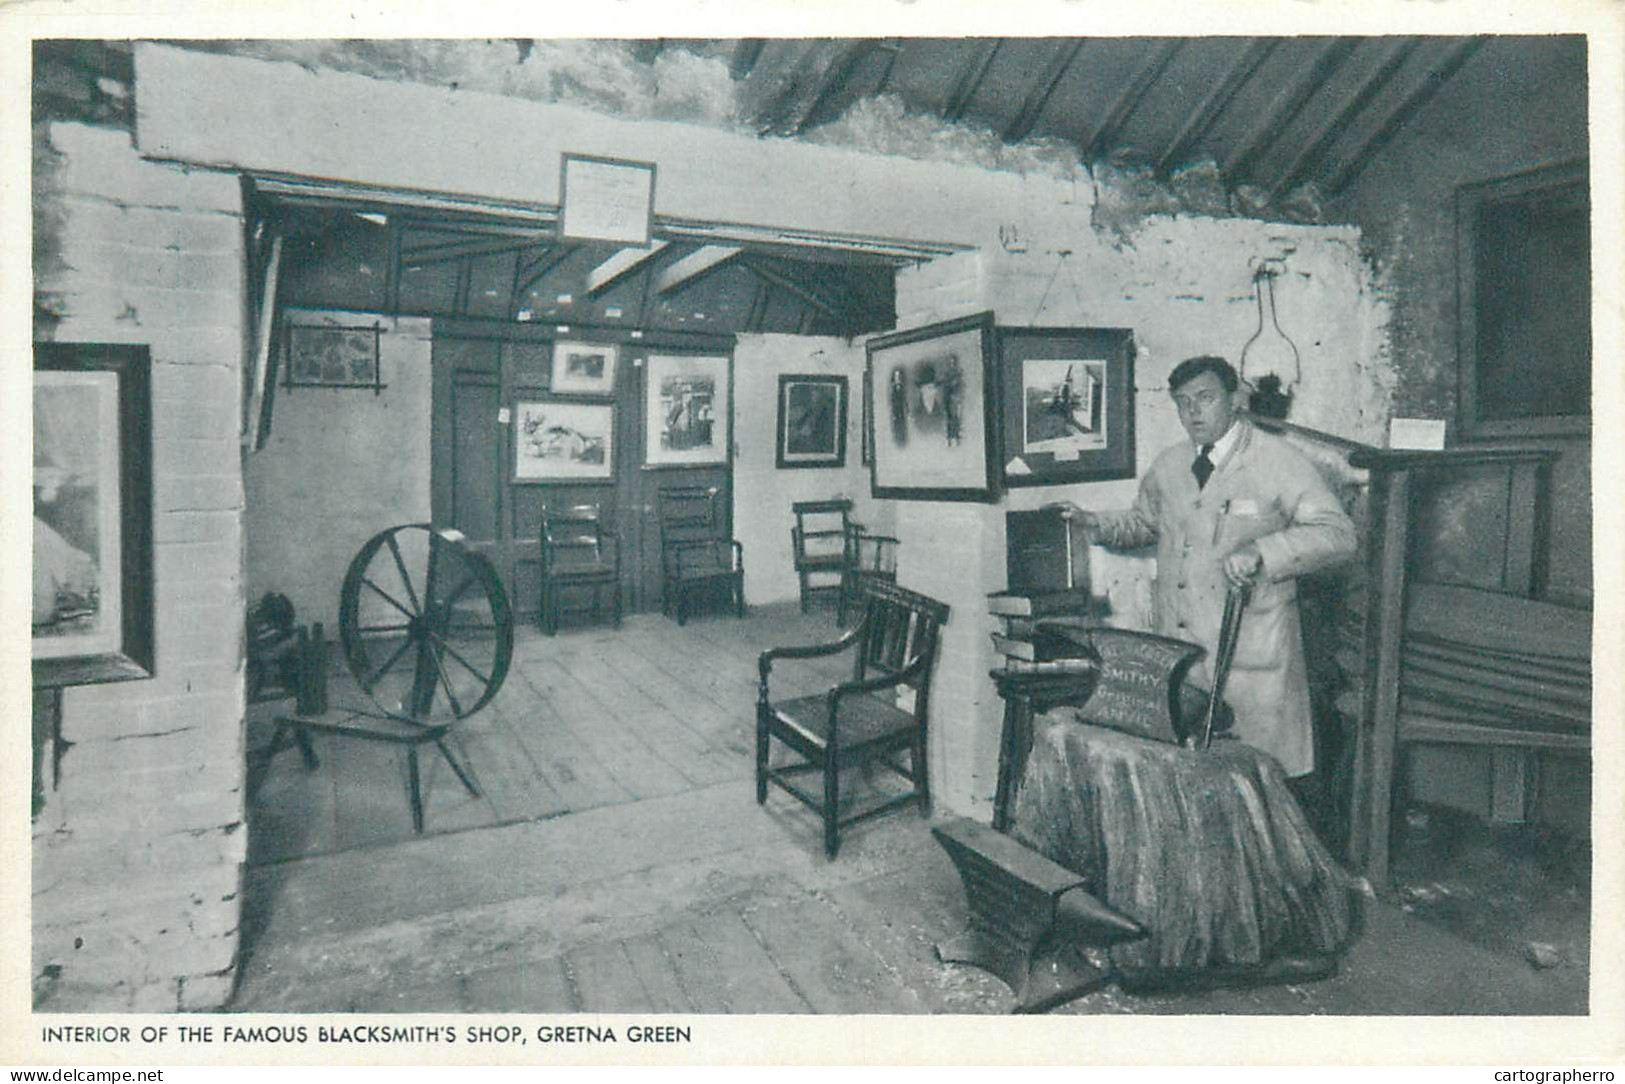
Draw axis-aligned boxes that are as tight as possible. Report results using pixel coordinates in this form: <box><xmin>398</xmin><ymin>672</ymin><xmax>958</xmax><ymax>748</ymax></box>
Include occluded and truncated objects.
<box><xmin>644</xmin><ymin>354</ymin><xmax>731</xmax><ymax>467</ymax></box>
<box><xmin>1456</xmin><ymin>159</ymin><xmax>1590</xmax><ymax>439</ymax></box>
<box><xmin>865</xmin><ymin>311</ymin><xmax>998</xmax><ymax>502</ymax></box>
<box><xmin>284</xmin><ymin>318</ymin><xmax>383</xmax><ymax>390</ymax></box>
<box><xmin>33</xmin><ymin>343</ymin><xmax>155</xmax><ymax>688</ymax></box>
<box><xmin>776</xmin><ymin>374</ymin><xmax>847</xmax><ymax>469</ymax></box>
<box><xmin>995</xmin><ymin>327</ymin><xmax>1137</xmax><ymax>488</ymax></box>
<box><xmin>513</xmin><ymin>399</ymin><xmax>615</xmax><ymax>483</ymax></box>
<box><xmin>550</xmin><ymin>340</ymin><xmax>618</xmax><ymax>397</ymax></box>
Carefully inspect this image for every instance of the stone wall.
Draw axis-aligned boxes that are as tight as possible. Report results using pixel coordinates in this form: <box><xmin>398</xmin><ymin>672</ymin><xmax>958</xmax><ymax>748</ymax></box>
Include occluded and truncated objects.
<box><xmin>32</xmin><ymin>120</ymin><xmax>247</xmax><ymax>1011</ymax></box>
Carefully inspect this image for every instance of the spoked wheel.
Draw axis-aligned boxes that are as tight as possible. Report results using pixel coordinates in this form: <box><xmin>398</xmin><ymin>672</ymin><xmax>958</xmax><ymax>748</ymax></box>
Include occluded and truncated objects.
<box><xmin>338</xmin><ymin>524</ymin><xmax>514</xmax><ymax>725</ymax></box>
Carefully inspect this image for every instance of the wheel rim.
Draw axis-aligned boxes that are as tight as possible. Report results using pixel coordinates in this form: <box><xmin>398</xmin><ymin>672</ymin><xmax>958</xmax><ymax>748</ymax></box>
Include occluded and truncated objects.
<box><xmin>338</xmin><ymin>524</ymin><xmax>514</xmax><ymax>724</ymax></box>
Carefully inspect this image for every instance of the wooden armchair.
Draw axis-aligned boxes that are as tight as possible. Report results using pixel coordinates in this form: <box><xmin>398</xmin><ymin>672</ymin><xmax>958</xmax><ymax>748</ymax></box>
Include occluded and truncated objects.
<box><xmin>657</xmin><ymin>484</ymin><xmax>746</xmax><ymax>626</ymax></box>
<box><xmin>790</xmin><ymin>498</ymin><xmax>852</xmax><ymax>613</ymax></box>
<box><xmin>539</xmin><ymin>503</ymin><xmax>621</xmax><ymax>635</ymax></box>
<box><xmin>756</xmin><ymin>579</ymin><xmax>950</xmax><ymax>858</ymax></box>
<box><xmin>838</xmin><ymin>521</ymin><xmax>899</xmax><ymax>627</ymax></box>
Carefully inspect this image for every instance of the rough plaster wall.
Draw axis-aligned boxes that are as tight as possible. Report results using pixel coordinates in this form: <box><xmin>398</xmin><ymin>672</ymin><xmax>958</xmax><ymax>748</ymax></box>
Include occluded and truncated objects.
<box><xmin>32</xmin><ymin>121</ymin><xmax>247</xmax><ymax>1011</ymax></box>
<box><xmin>889</xmin><ymin>179</ymin><xmax>1391</xmax><ymax>816</ymax></box>
<box><xmin>731</xmin><ymin>335</ymin><xmax>872</xmax><ymax>606</ymax></box>
<box><xmin>244</xmin><ymin>311</ymin><xmax>433</xmax><ymax>632</ymax></box>
<box><xmin>1332</xmin><ymin>36</ymin><xmax>1591</xmax><ymax>604</ymax></box>
<box><xmin>1329</xmin><ymin>37</ymin><xmax>1592</xmax><ymax>824</ymax></box>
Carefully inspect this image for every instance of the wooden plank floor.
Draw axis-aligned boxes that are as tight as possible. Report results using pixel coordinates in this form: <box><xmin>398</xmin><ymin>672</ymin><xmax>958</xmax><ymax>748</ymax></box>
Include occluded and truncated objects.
<box><xmin>246</xmin><ymin>602</ymin><xmax>850</xmax><ymax>865</ymax></box>
<box><xmin>234</xmin><ymin>601</ymin><xmax>1588</xmax><ymax>1017</ymax></box>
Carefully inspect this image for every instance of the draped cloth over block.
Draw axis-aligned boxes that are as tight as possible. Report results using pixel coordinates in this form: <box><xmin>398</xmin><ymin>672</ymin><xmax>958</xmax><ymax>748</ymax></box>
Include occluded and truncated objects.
<box><xmin>1010</xmin><ymin>714</ymin><xmax>1358</xmax><ymax>973</ymax></box>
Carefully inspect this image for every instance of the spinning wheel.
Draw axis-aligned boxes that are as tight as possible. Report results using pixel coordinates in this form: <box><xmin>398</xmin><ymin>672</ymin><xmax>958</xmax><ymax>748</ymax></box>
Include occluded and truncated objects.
<box><xmin>339</xmin><ymin>524</ymin><xmax>514</xmax><ymax>723</ymax></box>
<box><xmin>260</xmin><ymin>524</ymin><xmax>514</xmax><ymax>834</ymax></box>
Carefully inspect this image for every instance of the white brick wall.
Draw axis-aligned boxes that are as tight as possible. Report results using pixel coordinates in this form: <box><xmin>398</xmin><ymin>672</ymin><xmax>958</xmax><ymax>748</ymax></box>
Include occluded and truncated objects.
<box><xmin>33</xmin><ymin>121</ymin><xmax>247</xmax><ymax>1012</ymax></box>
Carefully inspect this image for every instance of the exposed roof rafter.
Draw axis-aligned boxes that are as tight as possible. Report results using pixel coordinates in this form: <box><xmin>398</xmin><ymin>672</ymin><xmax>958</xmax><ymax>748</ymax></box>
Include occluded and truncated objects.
<box><xmin>1157</xmin><ymin>37</ymin><xmax>1277</xmax><ymax>174</ymax></box>
<box><xmin>655</xmin><ymin>245</ymin><xmax>741</xmax><ymax>294</ymax></box>
<box><xmin>1274</xmin><ymin>38</ymin><xmax>1421</xmax><ymax>194</ymax></box>
<box><xmin>1003</xmin><ymin>39</ymin><xmax>1085</xmax><ymax>144</ymax></box>
<box><xmin>1328</xmin><ymin>37</ymin><xmax>1488</xmax><ymax>196</ymax></box>
<box><xmin>942</xmin><ymin>39</ymin><xmax>1001</xmax><ymax>123</ymax></box>
<box><xmin>586</xmin><ymin>242</ymin><xmax>671</xmax><ymax>296</ymax></box>
<box><xmin>1226</xmin><ymin>38</ymin><xmax>1359</xmax><ymax>183</ymax></box>
<box><xmin>1084</xmin><ymin>39</ymin><xmax>1185</xmax><ymax>160</ymax></box>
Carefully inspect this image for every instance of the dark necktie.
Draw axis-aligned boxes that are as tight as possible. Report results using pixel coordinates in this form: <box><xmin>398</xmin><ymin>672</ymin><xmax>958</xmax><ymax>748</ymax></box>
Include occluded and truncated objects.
<box><xmin>1192</xmin><ymin>444</ymin><xmax>1215</xmax><ymax>489</ymax></box>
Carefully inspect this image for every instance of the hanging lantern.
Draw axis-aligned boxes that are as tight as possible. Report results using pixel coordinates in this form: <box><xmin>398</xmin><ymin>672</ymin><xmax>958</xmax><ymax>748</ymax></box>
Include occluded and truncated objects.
<box><xmin>1239</xmin><ymin>261</ymin><xmax>1301</xmax><ymax>418</ymax></box>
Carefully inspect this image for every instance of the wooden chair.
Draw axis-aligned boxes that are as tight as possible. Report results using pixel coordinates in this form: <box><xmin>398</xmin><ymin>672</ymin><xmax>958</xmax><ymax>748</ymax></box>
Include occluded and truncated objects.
<box><xmin>756</xmin><ymin>579</ymin><xmax>950</xmax><ymax>858</ymax></box>
<box><xmin>838</xmin><ymin>521</ymin><xmax>899</xmax><ymax>627</ymax></box>
<box><xmin>790</xmin><ymin>498</ymin><xmax>852</xmax><ymax>613</ymax></box>
<box><xmin>657</xmin><ymin>484</ymin><xmax>746</xmax><ymax>626</ymax></box>
<box><xmin>539</xmin><ymin>503</ymin><xmax>621</xmax><ymax>635</ymax></box>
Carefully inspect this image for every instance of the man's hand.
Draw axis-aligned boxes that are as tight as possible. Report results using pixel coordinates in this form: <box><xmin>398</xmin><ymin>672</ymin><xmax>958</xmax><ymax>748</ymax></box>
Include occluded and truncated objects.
<box><xmin>1223</xmin><ymin>544</ymin><xmax>1263</xmax><ymax>587</ymax></box>
<box><xmin>1045</xmin><ymin>501</ymin><xmax>1099</xmax><ymax>539</ymax></box>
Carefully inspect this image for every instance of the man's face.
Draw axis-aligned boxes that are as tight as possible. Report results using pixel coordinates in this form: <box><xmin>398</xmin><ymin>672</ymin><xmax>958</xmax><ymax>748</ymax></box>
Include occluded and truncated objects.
<box><xmin>1171</xmin><ymin>370</ymin><xmax>1239</xmax><ymax>446</ymax></box>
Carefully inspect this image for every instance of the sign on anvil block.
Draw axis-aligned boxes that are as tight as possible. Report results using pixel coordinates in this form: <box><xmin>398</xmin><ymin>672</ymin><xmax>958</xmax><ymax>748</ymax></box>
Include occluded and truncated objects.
<box><xmin>1076</xmin><ymin>629</ymin><xmax>1206</xmax><ymax>745</ymax></box>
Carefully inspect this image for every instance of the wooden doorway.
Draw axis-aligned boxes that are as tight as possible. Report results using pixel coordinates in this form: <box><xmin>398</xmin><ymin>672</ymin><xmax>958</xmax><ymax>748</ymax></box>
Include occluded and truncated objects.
<box><xmin>430</xmin><ymin>319</ymin><xmax>735</xmax><ymax>622</ymax></box>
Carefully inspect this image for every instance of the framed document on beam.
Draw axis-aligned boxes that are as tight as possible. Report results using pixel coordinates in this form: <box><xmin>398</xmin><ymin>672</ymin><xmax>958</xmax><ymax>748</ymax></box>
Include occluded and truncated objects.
<box><xmin>559</xmin><ymin>153</ymin><xmax>656</xmax><ymax>246</ymax></box>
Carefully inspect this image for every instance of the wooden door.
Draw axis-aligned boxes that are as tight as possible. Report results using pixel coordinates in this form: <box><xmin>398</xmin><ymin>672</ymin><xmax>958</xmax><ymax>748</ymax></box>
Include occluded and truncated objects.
<box><xmin>432</xmin><ymin>323</ymin><xmax>733</xmax><ymax>620</ymax></box>
<box><xmin>431</xmin><ymin>336</ymin><xmax>507</xmax><ymax>574</ymax></box>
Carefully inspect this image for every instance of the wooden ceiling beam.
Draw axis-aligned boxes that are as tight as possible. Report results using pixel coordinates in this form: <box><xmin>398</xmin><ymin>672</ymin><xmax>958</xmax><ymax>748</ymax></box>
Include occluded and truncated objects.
<box><xmin>1274</xmin><ymin>39</ymin><xmax>1421</xmax><ymax>194</ymax></box>
<box><xmin>730</xmin><ymin>39</ymin><xmax>766</xmax><ymax>79</ymax></box>
<box><xmin>790</xmin><ymin>42</ymin><xmax>885</xmax><ymax>135</ymax></box>
<box><xmin>1328</xmin><ymin>37</ymin><xmax>1487</xmax><ymax>197</ymax></box>
<box><xmin>871</xmin><ymin>37</ymin><xmax>903</xmax><ymax>97</ymax></box>
<box><xmin>1084</xmin><ymin>39</ymin><xmax>1185</xmax><ymax>160</ymax></box>
<box><xmin>510</xmin><ymin>244</ymin><xmax>579</xmax><ymax>303</ymax></box>
<box><xmin>741</xmin><ymin>258</ymin><xmax>841</xmax><ymax>318</ymax></box>
<box><xmin>1157</xmin><ymin>37</ymin><xmax>1278</xmax><ymax>174</ymax></box>
<box><xmin>403</xmin><ymin>236</ymin><xmax>547</xmax><ymax>267</ymax></box>
<box><xmin>942</xmin><ymin>40</ymin><xmax>1002</xmax><ymax>123</ymax></box>
<box><xmin>655</xmin><ymin>245</ymin><xmax>742</xmax><ymax>295</ymax></box>
<box><xmin>1225</xmin><ymin>38</ymin><xmax>1359</xmax><ymax>183</ymax></box>
<box><xmin>586</xmin><ymin>241</ymin><xmax>671</xmax><ymax>296</ymax></box>
<box><xmin>1003</xmin><ymin>39</ymin><xmax>1085</xmax><ymax>144</ymax></box>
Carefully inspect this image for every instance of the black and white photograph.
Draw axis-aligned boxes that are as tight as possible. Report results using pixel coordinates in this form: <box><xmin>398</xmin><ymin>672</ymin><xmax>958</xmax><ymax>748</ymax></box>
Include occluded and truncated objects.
<box><xmin>5</xmin><ymin>7</ymin><xmax>1622</xmax><ymax>1073</ymax></box>
<box><xmin>549</xmin><ymin>340</ymin><xmax>618</xmax><ymax>397</ymax></box>
<box><xmin>645</xmin><ymin>353</ymin><xmax>729</xmax><ymax>466</ymax></box>
<box><xmin>776</xmin><ymin>374</ymin><xmax>847</xmax><ymax>469</ymax></box>
<box><xmin>513</xmin><ymin>400</ymin><xmax>614</xmax><ymax>481</ymax></box>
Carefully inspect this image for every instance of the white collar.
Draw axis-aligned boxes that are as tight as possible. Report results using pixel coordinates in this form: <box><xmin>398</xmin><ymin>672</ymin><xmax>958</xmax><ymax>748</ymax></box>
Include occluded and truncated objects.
<box><xmin>1200</xmin><ymin>418</ymin><xmax>1243</xmax><ymax>463</ymax></box>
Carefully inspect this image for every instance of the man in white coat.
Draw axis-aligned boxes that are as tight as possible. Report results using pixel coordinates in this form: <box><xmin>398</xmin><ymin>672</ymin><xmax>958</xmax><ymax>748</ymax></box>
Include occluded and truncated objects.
<box><xmin>1056</xmin><ymin>355</ymin><xmax>1356</xmax><ymax>784</ymax></box>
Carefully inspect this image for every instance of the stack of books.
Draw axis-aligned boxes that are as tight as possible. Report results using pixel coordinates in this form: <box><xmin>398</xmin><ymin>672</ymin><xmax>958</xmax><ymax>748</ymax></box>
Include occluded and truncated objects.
<box><xmin>990</xmin><ymin>508</ymin><xmax>1098</xmax><ymax>672</ymax></box>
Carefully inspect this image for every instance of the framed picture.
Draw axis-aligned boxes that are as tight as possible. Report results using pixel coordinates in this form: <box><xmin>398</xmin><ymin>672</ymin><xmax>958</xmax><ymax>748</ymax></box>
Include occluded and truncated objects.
<box><xmin>284</xmin><ymin>319</ymin><xmax>383</xmax><ymax>390</ymax></box>
<box><xmin>865</xmin><ymin>311</ymin><xmax>998</xmax><ymax>501</ymax></box>
<box><xmin>776</xmin><ymin>374</ymin><xmax>848</xmax><ymax>469</ymax></box>
<box><xmin>559</xmin><ymin>153</ymin><xmax>656</xmax><ymax>246</ymax></box>
<box><xmin>33</xmin><ymin>343</ymin><xmax>155</xmax><ymax>688</ymax></box>
<box><xmin>513</xmin><ymin>399</ymin><xmax>615</xmax><ymax>482</ymax></box>
<box><xmin>551</xmin><ymin>340</ymin><xmax>618</xmax><ymax>397</ymax></box>
<box><xmin>644</xmin><ymin>354</ymin><xmax>731</xmax><ymax>467</ymax></box>
<box><xmin>1456</xmin><ymin>159</ymin><xmax>1590</xmax><ymax>438</ymax></box>
<box><xmin>995</xmin><ymin>327</ymin><xmax>1137</xmax><ymax>487</ymax></box>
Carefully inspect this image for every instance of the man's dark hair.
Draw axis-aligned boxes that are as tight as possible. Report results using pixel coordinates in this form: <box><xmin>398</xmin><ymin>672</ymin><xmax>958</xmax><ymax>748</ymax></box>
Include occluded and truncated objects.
<box><xmin>1168</xmin><ymin>355</ymin><xmax>1239</xmax><ymax>393</ymax></box>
